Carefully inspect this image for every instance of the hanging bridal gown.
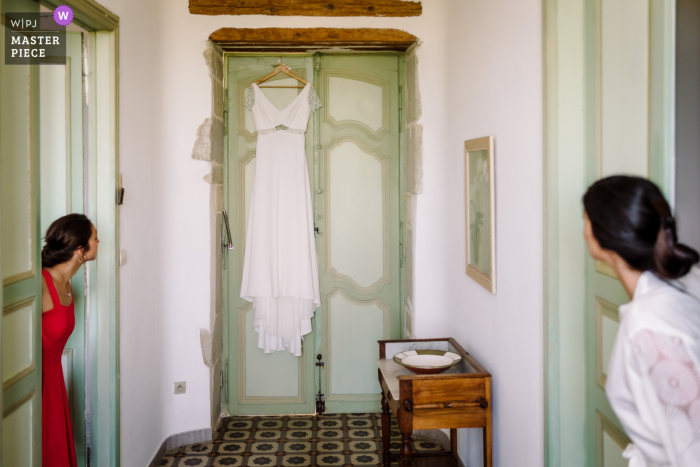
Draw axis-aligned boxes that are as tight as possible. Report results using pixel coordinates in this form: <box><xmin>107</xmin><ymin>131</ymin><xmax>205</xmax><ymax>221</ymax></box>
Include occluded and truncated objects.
<box><xmin>240</xmin><ymin>82</ymin><xmax>322</xmax><ymax>356</ymax></box>
<box><xmin>606</xmin><ymin>267</ymin><xmax>700</xmax><ymax>467</ymax></box>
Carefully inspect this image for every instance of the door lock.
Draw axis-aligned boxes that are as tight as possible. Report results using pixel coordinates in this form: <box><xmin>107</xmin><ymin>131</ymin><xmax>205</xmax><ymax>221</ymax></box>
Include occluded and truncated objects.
<box><xmin>316</xmin><ymin>354</ymin><xmax>326</xmax><ymax>414</ymax></box>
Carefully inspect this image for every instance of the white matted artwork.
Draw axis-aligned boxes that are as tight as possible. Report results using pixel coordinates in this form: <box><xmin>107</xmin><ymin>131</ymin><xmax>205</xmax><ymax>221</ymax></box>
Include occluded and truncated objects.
<box><xmin>465</xmin><ymin>136</ymin><xmax>496</xmax><ymax>293</ymax></box>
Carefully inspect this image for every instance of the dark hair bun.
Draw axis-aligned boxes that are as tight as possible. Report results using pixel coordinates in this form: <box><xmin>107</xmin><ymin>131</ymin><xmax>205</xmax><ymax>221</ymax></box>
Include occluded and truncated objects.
<box><xmin>583</xmin><ymin>176</ymin><xmax>699</xmax><ymax>280</ymax></box>
<box><xmin>42</xmin><ymin>214</ymin><xmax>93</xmax><ymax>268</ymax></box>
<box><xmin>654</xmin><ymin>222</ymin><xmax>700</xmax><ymax>279</ymax></box>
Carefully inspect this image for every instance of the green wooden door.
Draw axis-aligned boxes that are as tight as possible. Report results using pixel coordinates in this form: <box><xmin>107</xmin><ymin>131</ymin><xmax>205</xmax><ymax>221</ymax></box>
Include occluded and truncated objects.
<box><xmin>314</xmin><ymin>54</ymin><xmax>402</xmax><ymax>413</ymax></box>
<box><xmin>38</xmin><ymin>31</ymin><xmax>89</xmax><ymax>466</ymax></box>
<box><xmin>1</xmin><ymin>0</ymin><xmax>43</xmax><ymax>465</ymax></box>
<box><xmin>225</xmin><ymin>53</ymin><xmax>403</xmax><ymax>415</ymax></box>
<box><xmin>226</xmin><ymin>55</ymin><xmax>317</xmax><ymax>415</ymax></box>
<box><xmin>583</xmin><ymin>1</ymin><xmax>675</xmax><ymax>465</ymax></box>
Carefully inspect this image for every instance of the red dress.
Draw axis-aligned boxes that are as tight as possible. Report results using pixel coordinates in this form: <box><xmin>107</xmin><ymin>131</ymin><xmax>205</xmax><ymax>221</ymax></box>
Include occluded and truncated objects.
<box><xmin>41</xmin><ymin>270</ymin><xmax>77</xmax><ymax>467</ymax></box>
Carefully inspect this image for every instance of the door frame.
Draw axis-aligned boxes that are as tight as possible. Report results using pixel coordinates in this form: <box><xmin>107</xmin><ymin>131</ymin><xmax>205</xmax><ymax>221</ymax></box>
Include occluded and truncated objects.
<box><xmin>222</xmin><ymin>51</ymin><xmax>408</xmax><ymax>416</ymax></box>
<box><xmin>26</xmin><ymin>0</ymin><xmax>120</xmax><ymax>465</ymax></box>
<box><xmin>543</xmin><ymin>0</ymin><xmax>676</xmax><ymax>465</ymax></box>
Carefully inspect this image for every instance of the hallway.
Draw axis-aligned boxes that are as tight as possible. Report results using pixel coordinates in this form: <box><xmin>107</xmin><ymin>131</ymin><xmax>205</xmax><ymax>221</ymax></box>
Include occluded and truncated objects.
<box><xmin>3</xmin><ymin>0</ymin><xmax>697</xmax><ymax>466</ymax></box>
<box><xmin>159</xmin><ymin>413</ymin><xmax>444</xmax><ymax>467</ymax></box>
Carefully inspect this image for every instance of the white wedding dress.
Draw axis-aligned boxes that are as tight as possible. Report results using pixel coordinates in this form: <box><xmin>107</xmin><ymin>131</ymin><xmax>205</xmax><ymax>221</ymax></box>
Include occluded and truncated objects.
<box><xmin>240</xmin><ymin>82</ymin><xmax>322</xmax><ymax>356</ymax></box>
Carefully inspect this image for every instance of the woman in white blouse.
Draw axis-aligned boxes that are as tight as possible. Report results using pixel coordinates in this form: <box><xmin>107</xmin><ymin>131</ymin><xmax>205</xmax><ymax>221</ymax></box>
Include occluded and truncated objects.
<box><xmin>583</xmin><ymin>176</ymin><xmax>700</xmax><ymax>467</ymax></box>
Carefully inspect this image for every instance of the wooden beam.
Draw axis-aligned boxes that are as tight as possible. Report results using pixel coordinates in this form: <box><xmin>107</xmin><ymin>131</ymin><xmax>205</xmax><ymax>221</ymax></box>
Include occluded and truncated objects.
<box><xmin>190</xmin><ymin>0</ymin><xmax>421</xmax><ymax>17</ymax></box>
<box><xmin>209</xmin><ymin>28</ymin><xmax>418</xmax><ymax>51</ymax></box>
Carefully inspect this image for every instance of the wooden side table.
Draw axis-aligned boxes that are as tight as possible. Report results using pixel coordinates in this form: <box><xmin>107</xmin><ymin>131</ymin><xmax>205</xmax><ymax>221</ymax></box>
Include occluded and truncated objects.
<box><xmin>377</xmin><ymin>338</ymin><xmax>492</xmax><ymax>467</ymax></box>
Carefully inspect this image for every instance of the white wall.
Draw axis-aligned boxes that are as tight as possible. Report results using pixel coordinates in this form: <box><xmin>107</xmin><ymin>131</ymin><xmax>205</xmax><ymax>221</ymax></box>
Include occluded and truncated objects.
<box><xmin>94</xmin><ymin>0</ymin><xmax>543</xmax><ymax>465</ymax></box>
<box><xmin>412</xmin><ymin>1</ymin><xmax>544</xmax><ymax>466</ymax></box>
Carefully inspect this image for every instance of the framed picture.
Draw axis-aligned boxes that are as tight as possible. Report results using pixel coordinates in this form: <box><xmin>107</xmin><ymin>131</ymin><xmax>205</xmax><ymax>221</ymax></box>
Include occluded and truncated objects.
<box><xmin>465</xmin><ymin>136</ymin><xmax>496</xmax><ymax>293</ymax></box>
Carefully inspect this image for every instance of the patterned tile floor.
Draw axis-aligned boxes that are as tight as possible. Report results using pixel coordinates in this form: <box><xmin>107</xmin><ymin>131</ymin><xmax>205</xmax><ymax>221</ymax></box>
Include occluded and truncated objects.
<box><xmin>160</xmin><ymin>413</ymin><xmax>445</xmax><ymax>467</ymax></box>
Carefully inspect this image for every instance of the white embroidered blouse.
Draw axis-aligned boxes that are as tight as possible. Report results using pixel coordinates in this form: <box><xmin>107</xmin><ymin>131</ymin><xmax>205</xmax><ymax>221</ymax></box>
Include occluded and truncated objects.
<box><xmin>606</xmin><ymin>267</ymin><xmax>700</xmax><ymax>467</ymax></box>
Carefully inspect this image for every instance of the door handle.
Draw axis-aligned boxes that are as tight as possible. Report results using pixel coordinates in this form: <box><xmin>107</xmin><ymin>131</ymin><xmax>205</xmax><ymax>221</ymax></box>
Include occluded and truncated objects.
<box><xmin>314</xmin><ymin>145</ymin><xmax>322</xmax><ymax>195</ymax></box>
<box><xmin>222</xmin><ymin>209</ymin><xmax>234</xmax><ymax>250</ymax></box>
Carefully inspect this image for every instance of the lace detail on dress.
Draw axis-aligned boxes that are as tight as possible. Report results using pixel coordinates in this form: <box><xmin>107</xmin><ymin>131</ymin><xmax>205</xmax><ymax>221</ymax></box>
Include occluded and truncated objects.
<box><xmin>308</xmin><ymin>86</ymin><xmax>322</xmax><ymax>112</ymax></box>
<box><xmin>257</xmin><ymin>124</ymin><xmax>305</xmax><ymax>135</ymax></box>
<box><xmin>245</xmin><ymin>87</ymin><xmax>255</xmax><ymax>110</ymax></box>
<box><xmin>632</xmin><ymin>330</ymin><xmax>700</xmax><ymax>465</ymax></box>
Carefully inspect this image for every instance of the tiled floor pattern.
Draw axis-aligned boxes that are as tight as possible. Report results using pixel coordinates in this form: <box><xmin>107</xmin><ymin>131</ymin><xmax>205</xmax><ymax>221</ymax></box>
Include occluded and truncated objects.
<box><xmin>160</xmin><ymin>413</ymin><xmax>444</xmax><ymax>466</ymax></box>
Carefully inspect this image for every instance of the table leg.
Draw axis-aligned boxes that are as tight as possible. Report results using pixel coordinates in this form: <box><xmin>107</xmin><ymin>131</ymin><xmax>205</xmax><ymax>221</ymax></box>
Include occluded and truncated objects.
<box><xmin>400</xmin><ymin>430</ymin><xmax>412</xmax><ymax>467</ymax></box>
<box><xmin>381</xmin><ymin>390</ymin><xmax>391</xmax><ymax>467</ymax></box>
<box><xmin>483</xmin><ymin>425</ymin><xmax>492</xmax><ymax>467</ymax></box>
<box><xmin>450</xmin><ymin>428</ymin><xmax>458</xmax><ymax>460</ymax></box>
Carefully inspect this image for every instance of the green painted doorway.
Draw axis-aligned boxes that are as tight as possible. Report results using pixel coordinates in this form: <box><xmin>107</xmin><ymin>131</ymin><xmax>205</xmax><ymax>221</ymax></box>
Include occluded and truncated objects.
<box><xmin>583</xmin><ymin>0</ymin><xmax>675</xmax><ymax>464</ymax></box>
<box><xmin>39</xmin><ymin>29</ymin><xmax>90</xmax><ymax>466</ymax></box>
<box><xmin>225</xmin><ymin>53</ymin><xmax>405</xmax><ymax>416</ymax></box>
<box><xmin>544</xmin><ymin>0</ymin><xmax>676</xmax><ymax>466</ymax></box>
<box><xmin>1</xmin><ymin>1</ymin><xmax>120</xmax><ymax>465</ymax></box>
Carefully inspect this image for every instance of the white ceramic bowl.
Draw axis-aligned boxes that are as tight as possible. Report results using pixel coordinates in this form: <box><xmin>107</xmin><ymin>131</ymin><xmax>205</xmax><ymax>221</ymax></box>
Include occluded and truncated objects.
<box><xmin>393</xmin><ymin>350</ymin><xmax>462</xmax><ymax>374</ymax></box>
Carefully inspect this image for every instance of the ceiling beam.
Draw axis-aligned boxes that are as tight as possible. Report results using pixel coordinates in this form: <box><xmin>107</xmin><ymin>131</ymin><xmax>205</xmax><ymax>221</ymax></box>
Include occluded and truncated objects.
<box><xmin>209</xmin><ymin>28</ymin><xmax>418</xmax><ymax>52</ymax></box>
<box><xmin>191</xmin><ymin>0</ymin><xmax>422</xmax><ymax>17</ymax></box>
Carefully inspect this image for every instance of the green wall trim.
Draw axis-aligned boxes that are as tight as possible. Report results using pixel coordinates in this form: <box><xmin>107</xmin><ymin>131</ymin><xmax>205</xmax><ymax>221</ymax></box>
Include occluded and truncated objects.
<box><xmin>543</xmin><ymin>0</ymin><xmax>589</xmax><ymax>465</ymax></box>
<box><xmin>543</xmin><ymin>0</ymin><xmax>560</xmax><ymax>463</ymax></box>
<box><xmin>41</xmin><ymin>0</ymin><xmax>119</xmax><ymax>32</ymax></box>
<box><xmin>88</xmin><ymin>28</ymin><xmax>120</xmax><ymax>467</ymax></box>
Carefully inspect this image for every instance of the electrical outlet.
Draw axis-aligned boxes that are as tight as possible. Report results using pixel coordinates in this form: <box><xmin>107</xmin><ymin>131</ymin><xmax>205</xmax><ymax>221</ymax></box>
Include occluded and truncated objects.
<box><xmin>174</xmin><ymin>381</ymin><xmax>186</xmax><ymax>394</ymax></box>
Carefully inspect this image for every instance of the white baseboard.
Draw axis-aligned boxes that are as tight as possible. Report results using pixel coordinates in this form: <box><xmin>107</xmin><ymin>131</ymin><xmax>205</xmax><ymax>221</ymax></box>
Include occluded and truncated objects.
<box><xmin>147</xmin><ymin>427</ymin><xmax>213</xmax><ymax>467</ymax></box>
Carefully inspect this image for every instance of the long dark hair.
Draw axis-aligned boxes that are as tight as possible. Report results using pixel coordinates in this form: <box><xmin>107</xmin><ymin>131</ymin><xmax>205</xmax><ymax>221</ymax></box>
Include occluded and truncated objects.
<box><xmin>42</xmin><ymin>214</ymin><xmax>93</xmax><ymax>268</ymax></box>
<box><xmin>583</xmin><ymin>176</ymin><xmax>699</xmax><ymax>279</ymax></box>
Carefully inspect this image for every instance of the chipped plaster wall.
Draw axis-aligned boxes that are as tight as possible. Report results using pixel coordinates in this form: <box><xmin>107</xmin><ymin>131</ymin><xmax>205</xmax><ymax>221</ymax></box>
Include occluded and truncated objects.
<box><xmin>200</xmin><ymin>40</ymin><xmax>226</xmax><ymax>432</ymax></box>
<box><xmin>403</xmin><ymin>43</ymin><xmax>422</xmax><ymax>338</ymax></box>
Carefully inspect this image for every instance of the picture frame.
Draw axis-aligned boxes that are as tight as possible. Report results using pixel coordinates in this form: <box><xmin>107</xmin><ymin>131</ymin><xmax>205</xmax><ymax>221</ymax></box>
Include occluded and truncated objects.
<box><xmin>465</xmin><ymin>136</ymin><xmax>496</xmax><ymax>293</ymax></box>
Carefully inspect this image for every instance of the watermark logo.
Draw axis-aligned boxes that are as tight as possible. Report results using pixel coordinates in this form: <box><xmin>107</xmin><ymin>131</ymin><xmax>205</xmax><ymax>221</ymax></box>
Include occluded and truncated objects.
<box><xmin>53</xmin><ymin>6</ymin><xmax>74</xmax><ymax>26</ymax></box>
<box><xmin>4</xmin><ymin>12</ymin><xmax>66</xmax><ymax>65</ymax></box>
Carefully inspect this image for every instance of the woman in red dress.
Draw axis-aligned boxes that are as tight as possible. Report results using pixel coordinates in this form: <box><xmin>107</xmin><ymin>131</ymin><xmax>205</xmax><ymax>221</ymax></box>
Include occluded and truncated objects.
<box><xmin>41</xmin><ymin>214</ymin><xmax>99</xmax><ymax>467</ymax></box>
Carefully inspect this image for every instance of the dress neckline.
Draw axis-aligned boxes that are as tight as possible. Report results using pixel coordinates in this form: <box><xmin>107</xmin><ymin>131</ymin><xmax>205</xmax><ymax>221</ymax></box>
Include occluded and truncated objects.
<box><xmin>252</xmin><ymin>82</ymin><xmax>310</xmax><ymax>113</ymax></box>
<box><xmin>42</xmin><ymin>269</ymin><xmax>74</xmax><ymax>311</ymax></box>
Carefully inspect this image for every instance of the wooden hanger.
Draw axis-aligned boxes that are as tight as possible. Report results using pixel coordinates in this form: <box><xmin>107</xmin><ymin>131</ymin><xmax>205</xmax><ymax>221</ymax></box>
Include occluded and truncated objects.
<box><xmin>255</xmin><ymin>60</ymin><xmax>310</xmax><ymax>89</ymax></box>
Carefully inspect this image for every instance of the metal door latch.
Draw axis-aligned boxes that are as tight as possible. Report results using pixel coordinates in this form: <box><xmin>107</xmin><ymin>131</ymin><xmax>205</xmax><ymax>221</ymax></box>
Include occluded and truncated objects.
<box><xmin>316</xmin><ymin>354</ymin><xmax>326</xmax><ymax>414</ymax></box>
<box><xmin>222</xmin><ymin>209</ymin><xmax>234</xmax><ymax>251</ymax></box>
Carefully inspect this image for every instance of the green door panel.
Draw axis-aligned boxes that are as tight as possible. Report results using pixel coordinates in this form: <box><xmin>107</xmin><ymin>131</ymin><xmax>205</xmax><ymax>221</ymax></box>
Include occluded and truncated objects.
<box><xmin>315</xmin><ymin>54</ymin><xmax>401</xmax><ymax>414</ymax></box>
<box><xmin>1</xmin><ymin>1</ymin><xmax>43</xmax><ymax>465</ymax></box>
<box><xmin>226</xmin><ymin>55</ymin><xmax>316</xmax><ymax>416</ymax></box>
